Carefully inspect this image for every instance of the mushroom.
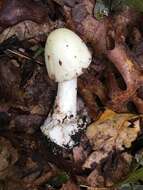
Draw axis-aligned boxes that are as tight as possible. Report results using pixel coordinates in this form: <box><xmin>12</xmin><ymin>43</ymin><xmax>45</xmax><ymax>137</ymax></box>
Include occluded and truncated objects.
<box><xmin>41</xmin><ymin>28</ymin><xmax>92</xmax><ymax>148</ymax></box>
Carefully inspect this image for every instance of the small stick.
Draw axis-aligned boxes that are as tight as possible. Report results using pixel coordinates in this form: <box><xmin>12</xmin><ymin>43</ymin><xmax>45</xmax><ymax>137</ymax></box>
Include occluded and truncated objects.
<box><xmin>80</xmin><ymin>184</ymin><xmax>110</xmax><ymax>189</ymax></box>
<box><xmin>6</xmin><ymin>49</ymin><xmax>44</xmax><ymax>65</ymax></box>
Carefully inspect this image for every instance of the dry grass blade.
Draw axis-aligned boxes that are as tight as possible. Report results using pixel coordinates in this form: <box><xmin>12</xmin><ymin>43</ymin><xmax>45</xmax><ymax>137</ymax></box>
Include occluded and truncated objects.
<box><xmin>80</xmin><ymin>184</ymin><xmax>115</xmax><ymax>190</ymax></box>
<box><xmin>6</xmin><ymin>49</ymin><xmax>43</xmax><ymax>65</ymax></box>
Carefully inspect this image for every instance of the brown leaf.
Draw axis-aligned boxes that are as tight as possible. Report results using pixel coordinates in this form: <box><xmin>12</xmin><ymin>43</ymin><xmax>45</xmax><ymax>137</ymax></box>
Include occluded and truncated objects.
<box><xmin>60</xmin><ymin>180</ymin><xmax>80</xmax><ymax>190</ymax></box>
<box><xmin>86</xmin><ymin>152</ymin><xmax>132</xmax><ymax>187</ymax></box>
<box><xmin>0</xmin><ymin>21</ymin><xmax>53</xmax><ymax>43</ymax></box>
<box><xmin>102</xmin><ymin>152</ymin><xmax>132</xmax><ymax>186</ymax></box>
<box><xmin>87</xmin><ymin>169</ymin><xmax>105</xmax><ymax>188</ymax></box>
<box><xmin>84</xmin><ymin>109</ymin><xmax>141</xmax><ymax>168</ymax></box>
<box><xmin>80</xmin><ymin>184</ymin><xmax>114</xmax><ymax>190</ymax></box>
<box><xmin>0</xmin><ymin>57</ymin><xmax>20</xmax><ymax>101</ymax></box>
<box><xmin>14</xmin><ymin>114</ymin><xmax>43</xmax><ymax>134</ymax></box>
<box><xmin>0</xmin><ymin>137</ymin><xmax>18</xmax><ymax>178</ymax></box>
<box><xmin>87</xmin><ymin>188</ymin><xmax>115</xmax><ymax>190</ymax></box>
<box><xmin>73</xmin><ymin>135</ymin><xmax>91</xmax><ymax>169</ymax></box>
<box><xmin>0</xmin><ymin>0</ymin><xmax>49</xmax><ymax>30</ymax></box>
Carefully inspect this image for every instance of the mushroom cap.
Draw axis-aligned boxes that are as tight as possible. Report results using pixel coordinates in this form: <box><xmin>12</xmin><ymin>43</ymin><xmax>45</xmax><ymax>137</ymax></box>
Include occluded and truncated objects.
<box><xmin>45</xmin><ymin>28</ymin><xmax>92</xmax><ymax>82</ymax></box>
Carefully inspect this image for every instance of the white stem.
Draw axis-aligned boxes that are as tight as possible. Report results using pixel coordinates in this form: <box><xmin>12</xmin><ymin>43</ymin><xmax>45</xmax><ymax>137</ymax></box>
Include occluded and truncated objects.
<box><xmin>54</xmin><ymin>78</ymin><xmax>77</xmax><ymax>118</ymax></box>
<box><xmin>41</xmin><ymin>78</ymin><xmax>79</xmax><ymax>148</ymax></box>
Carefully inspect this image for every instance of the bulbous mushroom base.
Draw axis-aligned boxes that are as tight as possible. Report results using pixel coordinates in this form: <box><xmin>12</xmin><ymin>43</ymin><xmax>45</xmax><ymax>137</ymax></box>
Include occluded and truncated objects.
<box><xmin>41</xmin><ymin>116</ymin><xmax>84</xmax><ymax>148</ymax></box>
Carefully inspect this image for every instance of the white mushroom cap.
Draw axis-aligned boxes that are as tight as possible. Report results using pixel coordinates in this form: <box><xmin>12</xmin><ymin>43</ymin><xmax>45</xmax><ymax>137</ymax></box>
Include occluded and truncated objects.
<box><xmin>45</xmin><ymin>28</ymin><xmax>92</xmax><ymax>82</ymax></box>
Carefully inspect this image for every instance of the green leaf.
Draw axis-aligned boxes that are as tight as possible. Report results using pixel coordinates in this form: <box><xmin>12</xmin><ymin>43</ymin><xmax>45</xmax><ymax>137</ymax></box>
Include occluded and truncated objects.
<box><xmin>120</xmin><ymin>167</ymin><xmax>143</xmax><ymax>185</ymax></box>
<box><xmin>96</xmin><ymin>0</ymin><xmax>143</xmax><ymax>14</ymax></box>
<box><xmin>119</xmin><ymin>184</ymin><xmax>143</xmax><ymax>190</ymax></box>
<box><xmin>124</xmin><ymin>0</ymin><xmax>143</xmax><ymax>12</ymax></box>
<box><xmin>33</xmin><ymin>47</ymin><xmax>44</xmax><ymax>59</ymax></box>
<box><xmin>94</xmin><ymin>0</ymin><xmax>110</xmax><ymax>20</ymax></box>
<box><xmin>48</xmin><ymin>172</ymin><xmax>69</xmax><ymax>188</ymax></box>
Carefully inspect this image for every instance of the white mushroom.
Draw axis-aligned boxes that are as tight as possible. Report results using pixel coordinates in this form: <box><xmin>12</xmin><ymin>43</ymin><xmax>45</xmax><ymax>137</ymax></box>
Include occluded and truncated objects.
<box><xmin>41</xmin><ymin>28</ymin><xmax>92</xmax><ymax>148</ymax></box>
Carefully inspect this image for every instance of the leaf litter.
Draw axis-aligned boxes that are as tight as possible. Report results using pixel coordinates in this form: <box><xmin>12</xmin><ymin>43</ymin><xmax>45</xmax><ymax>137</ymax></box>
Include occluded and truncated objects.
<box><xmin>0</xmin><ymin>0</ymin><xmax>143</xmax><ymax>189</ymax></box>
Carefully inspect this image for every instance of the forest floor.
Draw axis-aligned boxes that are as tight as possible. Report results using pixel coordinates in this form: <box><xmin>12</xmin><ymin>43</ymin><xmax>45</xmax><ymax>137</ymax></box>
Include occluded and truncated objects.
<box><xmin>0</xmin><ymin>0</ymin><xmax>143</xmax><ymax>190</ymax></box>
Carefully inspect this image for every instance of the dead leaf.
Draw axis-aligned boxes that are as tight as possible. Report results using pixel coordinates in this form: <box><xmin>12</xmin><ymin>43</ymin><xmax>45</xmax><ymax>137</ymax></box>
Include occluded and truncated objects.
<box><xmin>60</xmin><ymin>180</ymin><xmax>80</xmax><ymax>190</ymax></box>
<box><xmin>0</xmin><ymin>21</ymin><xmax>52</xmax><ymax>43</ymax></box>
<box><xmin>86</xmin><ymin>169</ymin><xmax>105</xmax><ymax>187</ymax></box>
<box><xmin>85</xmin><ymin>109</ymin><xmax>141</xmax><ymax>167</ymax></box>
<box><xmin>85</xmin><ymin>152</ymin><xmax>132</xmax><ymax>187</ymax></box>
<box><xmin>87</xmin><ymin>188</ymin><xmax>115</xmax><ymax>190</ymax></box>
<box><xmin>0</xmin><ymin>137</ymin><xmax>18</xmax><ymax>179</ymax></box>
<box><xmin>80</xmin><ymin>185</ymin><xmax>115</xmax><ymax>190</ymax></box>
<box><xmin>73</xmin><ymin>135</ymin><xmax>91</xmax><ymax>169</ymax></box>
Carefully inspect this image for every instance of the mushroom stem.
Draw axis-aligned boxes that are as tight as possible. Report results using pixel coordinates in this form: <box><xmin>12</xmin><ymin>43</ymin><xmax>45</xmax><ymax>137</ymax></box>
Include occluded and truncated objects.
<box><xmin>41</xmin><ymin>78</ymin><xmax>79</xmax><ymax>148</ymax></box>
<box><xmin>54</xmin><ymin>78</ymin><xmax>77</xmax><ymax>119</ymax></box>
